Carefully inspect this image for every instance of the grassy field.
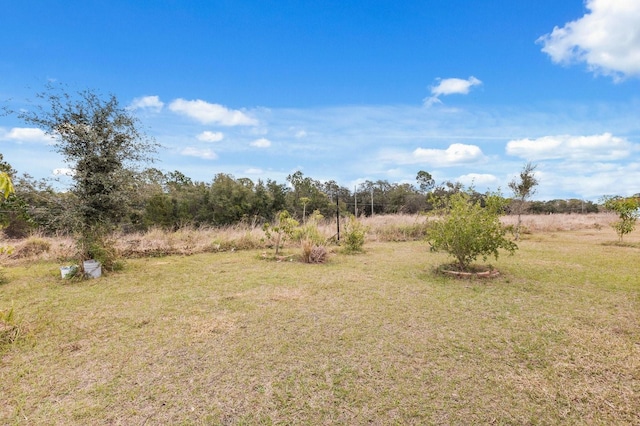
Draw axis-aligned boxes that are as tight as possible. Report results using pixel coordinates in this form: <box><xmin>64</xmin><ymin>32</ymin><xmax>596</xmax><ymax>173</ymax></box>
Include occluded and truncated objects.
<box><xmin>1</xmin><ymin>217</ymin><xmax>639</xmax><ymax>424</ymax></box>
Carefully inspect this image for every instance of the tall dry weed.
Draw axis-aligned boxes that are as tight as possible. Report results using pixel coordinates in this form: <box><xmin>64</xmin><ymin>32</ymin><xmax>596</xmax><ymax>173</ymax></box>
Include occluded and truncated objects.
<box><xmin>0</xmin><ymin>213</ymin><xmax>623</xmax><ymax>265</ymax></box>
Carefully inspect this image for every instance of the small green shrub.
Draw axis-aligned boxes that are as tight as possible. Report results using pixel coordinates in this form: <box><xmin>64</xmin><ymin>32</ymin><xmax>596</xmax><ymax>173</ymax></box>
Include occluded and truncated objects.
<box><xmin>428</xmin><ymin>190</ymin><xmax>517</xmax><ymax>271</ymax></box>
<box><xmin>263</xmin><ymin>210</ymin><xmax>299</xmax><ymax>256</ymax></box>
<box><xmin>342</xmin><ymin>216</ymin><xmax>367</xmax><ymax>253</ymax></box>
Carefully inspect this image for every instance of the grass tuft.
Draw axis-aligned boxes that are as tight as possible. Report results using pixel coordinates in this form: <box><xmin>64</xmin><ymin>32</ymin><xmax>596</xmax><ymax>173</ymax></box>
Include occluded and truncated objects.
<box><xmin>0</xmin><ymin>306</ymin><xmax>21</xmax><ymax>350</ymax></box>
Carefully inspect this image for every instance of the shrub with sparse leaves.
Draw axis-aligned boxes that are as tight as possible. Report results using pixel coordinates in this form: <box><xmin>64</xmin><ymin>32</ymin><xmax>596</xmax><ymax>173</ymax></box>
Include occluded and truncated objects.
<box><xmin>602</xmin><ymin>196</ymin><xmax>640</xmax><ymax>242</ymax></box>
<box><xmin>262</xmin><ymin>210</ymin><xmax>299</xmax><ymax>256</ymax></box>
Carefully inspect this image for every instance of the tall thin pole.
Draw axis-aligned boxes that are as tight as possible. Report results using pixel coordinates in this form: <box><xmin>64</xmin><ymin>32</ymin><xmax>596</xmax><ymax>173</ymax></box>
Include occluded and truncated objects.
<box><xmin>371</xmin><ymin>188</ymin><xmax>374</xmax><ymax>217</ymax></box>
<box><xmin>336</xmin><ymin>195</ymin><xmax>340</xmax><ymax>241</ymax></box>
<box><xmin>354</xmin><ymin>185</ymin><xmax>357</xmax><ymax>216</ymax></box>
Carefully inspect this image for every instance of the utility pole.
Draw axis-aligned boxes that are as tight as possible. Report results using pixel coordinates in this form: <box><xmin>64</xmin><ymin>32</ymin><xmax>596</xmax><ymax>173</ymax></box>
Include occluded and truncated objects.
<box><xmin>371</xmin><ymin>187</ymin><xmax>374</xmax><ymax>217</ymax></box>
<box><xmin>336</xmin><ymin>195</ymin><xmax>340</xmax><ymax>241</ymax></box>
<box><xmin>354</xmin><ymin>185</ymin><xmax>357</xmax><ymax>216</ymax></box>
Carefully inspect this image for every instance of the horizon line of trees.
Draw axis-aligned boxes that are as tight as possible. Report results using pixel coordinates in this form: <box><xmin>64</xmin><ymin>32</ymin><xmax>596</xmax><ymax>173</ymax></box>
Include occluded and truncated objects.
<box><xmin>1</xmin><ymin>157</ymin><xmax>605</xmax><ymax>239</ymax></box>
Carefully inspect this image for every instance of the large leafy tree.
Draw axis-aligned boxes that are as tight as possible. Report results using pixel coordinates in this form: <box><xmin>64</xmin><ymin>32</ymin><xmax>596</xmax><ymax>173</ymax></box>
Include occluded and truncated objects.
<box><xmin>16</xmin><ymin>85</ymin><xmax>158</xmax><ymax>260</ymax></box>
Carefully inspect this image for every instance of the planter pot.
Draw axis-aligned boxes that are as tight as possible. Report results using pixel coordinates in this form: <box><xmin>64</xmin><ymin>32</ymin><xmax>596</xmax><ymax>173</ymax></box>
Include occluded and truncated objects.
<box><xmin>60</xmin><ymin>266</ymin><xmax>76</xmax><ymax>278</ymax></box>
<box><xmin>83</xmin><ymin>260</ymin><xmax>102</xmax><ymax>279</ymax></box>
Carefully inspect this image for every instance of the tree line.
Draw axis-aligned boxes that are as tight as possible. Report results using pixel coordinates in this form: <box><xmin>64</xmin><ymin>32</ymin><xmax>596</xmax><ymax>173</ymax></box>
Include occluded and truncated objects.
<box><xmin>0</xmin><ymin>158</ymin><xmax>602</xmax><ymax>239</ymax></box>
<box><xmin>0</xmin><ymin>86</ymin><xmax>602</xmax><ymax>242</ymax></box>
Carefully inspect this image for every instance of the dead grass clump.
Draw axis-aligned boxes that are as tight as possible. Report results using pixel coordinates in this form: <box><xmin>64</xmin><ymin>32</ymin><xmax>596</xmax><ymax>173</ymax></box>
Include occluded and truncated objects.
<box><xmin>118</xmin><ymin>225</ymin><xmax>266</xmax><ymax>258</ymax></box>
<box><xmin>301</xmin><ymin>239</ymin><xmax>329</xmax><ymax>264</ymax></box>
<box><xmin>0</xmin><ymin>234</ymin><xmax>75</xmax><ymax>265</ymax></box>
<box><xmin>358</xmin><ymin>214</ymin><xmax>429</xmax><ymax>242</ymax></box>
<box><xmin>11</xmin><ymin>236</ymin><xmax>50</xmax><ymax>258</ymax></box>
<box><xmin>210</xmin><ymin>232</ymin><xmax>263</xmax><ymax>252</ymax></box>
<box><xmin>374</xmin><ymin>222</ymin><xmax>429</xmax><ymax>242</ymax></box>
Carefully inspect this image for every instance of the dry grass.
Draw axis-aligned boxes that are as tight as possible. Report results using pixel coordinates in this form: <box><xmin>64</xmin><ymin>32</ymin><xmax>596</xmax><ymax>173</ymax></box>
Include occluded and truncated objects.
<box><xmin>501</xmin><ymin>212</ymin><xmax>617</xmax><ymax>232</ymax></box>
<box><xmin>0</xmin><ymin>213</ymin><xmax>619</xmax><ymax>266</ymax></box>
<box><xmin>0</xmin><ymin>217</ymin><xmax>638</xmax><ymax>424</ymax></box>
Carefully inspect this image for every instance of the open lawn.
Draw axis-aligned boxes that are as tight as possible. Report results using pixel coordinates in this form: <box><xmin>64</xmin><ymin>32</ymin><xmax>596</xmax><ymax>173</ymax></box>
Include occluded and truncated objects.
<box><xmin>1</xmin><ymin>221</ymin><xmax>639</xmax><ymax>424</ymax></box>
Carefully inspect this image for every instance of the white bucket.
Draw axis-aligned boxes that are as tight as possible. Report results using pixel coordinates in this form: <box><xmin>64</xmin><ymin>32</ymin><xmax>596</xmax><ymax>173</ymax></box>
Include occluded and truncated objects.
<box><xmin>83</xmin><ymin>260</ymin><xmax>102</xmax><ymax>279</ymax></box>
<box><xmin>60</xmin><ymin>266</ymin><xmax>75</xmax><ymax>278</ymax></box>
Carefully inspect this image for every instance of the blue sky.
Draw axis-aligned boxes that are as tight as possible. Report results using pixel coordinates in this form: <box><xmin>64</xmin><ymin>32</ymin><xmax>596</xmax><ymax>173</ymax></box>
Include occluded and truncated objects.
<box><xmin>1</xmin><ymin>0</ymin><xmax>639</xmax><ymax>201</ymax></box>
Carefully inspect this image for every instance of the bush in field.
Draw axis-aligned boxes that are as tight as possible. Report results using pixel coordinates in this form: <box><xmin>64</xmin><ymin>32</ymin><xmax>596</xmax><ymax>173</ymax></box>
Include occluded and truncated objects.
<box><xmin>262</xmin><ymin>210</ymin><xmax>299</xmax><ymax>256</ymax></box>
<box><xmin>296</xmin><ymin>211</ymin><xmax>329</xmax><ymax>263</ymax></box>
<box><xmin>428</xmin><ymin>190</ymin><xmax>517</xmax><ymax>271</ymax></box>
<box><xmin>293</xmin><ymin>211</ymin><xmax>326</xmax><ymax>245</ymax></box>
<box><xmin>602</xmin><ymin>196</ymin><xmax>640</xmax><ymax>242</ymax></box>
<box><xmin>13</xmin><ymin>236</ymin><xmax>50</xmax><ymax>258</ymax></box>
<box><xmin>342</xmin><ymin>216</ymin><xmax>367</xmax><ymax>253</ymax></box>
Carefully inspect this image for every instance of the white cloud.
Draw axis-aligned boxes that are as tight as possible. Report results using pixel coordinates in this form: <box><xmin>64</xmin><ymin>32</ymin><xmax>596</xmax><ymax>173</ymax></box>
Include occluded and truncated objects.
<box><xmin>250</xmin><ymin>138</ymin><xmax>272</xmax><ymax>148</ymax></box>
<box><xmin>458</xmin><ymin>173</ymin><xmax>500</xmax><ymax>188</ymax></box>
<box><xmin>378</xmin><ymin>143</ymin><xmax>486</xmax><ymax>168</ymax></box>
<box><xmin>425</xmin><ymin>76</ymin><xmax>482</xmax><ymax>106</ymax></box>
<box><xmin>180</xmin><ymin>147</ymin><xmax>218</xmax><ymax>160</ymax></box>
<box><xmin>412</xmin><ymin>143</ymin><xmax>485</xmax><ymax>165</ymax></box>
<box><xmin>295</xmin><ymin>130</ymin><xmax>307</xmax><ymax>138</ymax></box>
<box><xmin>538</xmin><ymin>0</ymin><xmax>640</xmax><ymax>80</ymax></box>
<box><xmin>506</xmin><ymin>133</ymin><xmax>633</xmax><ymax>161</ymax></box>
<box><xmin>244</xmin><ymin>168</ymin><xmax>264</xmax><ymax>174</ymax></box>
<box><xmin>2</xmin><ymin>127</ymin><xmax>55</xmax><ymax>144</ymax></box>
<box><xmin>168</xmin><ymin>99</ymin><xmax>258</xmax><ymax>126</ymax></box>
<box><xmin>196</xmin><ymin>131</ymin><xmax>224</xmax><ymax>142</ymax></box>
<box><xmin>129</xmin><ymin>95</ymin><xmax>164</xmax><ymax>111</ymax></box>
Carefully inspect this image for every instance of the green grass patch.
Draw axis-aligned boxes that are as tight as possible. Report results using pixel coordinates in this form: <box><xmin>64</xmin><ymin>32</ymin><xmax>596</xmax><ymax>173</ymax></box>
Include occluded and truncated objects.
<box><xmin>0</xmin><ymin>230</ymin><xmax>639</xmax><ymax>424</ymax></box>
